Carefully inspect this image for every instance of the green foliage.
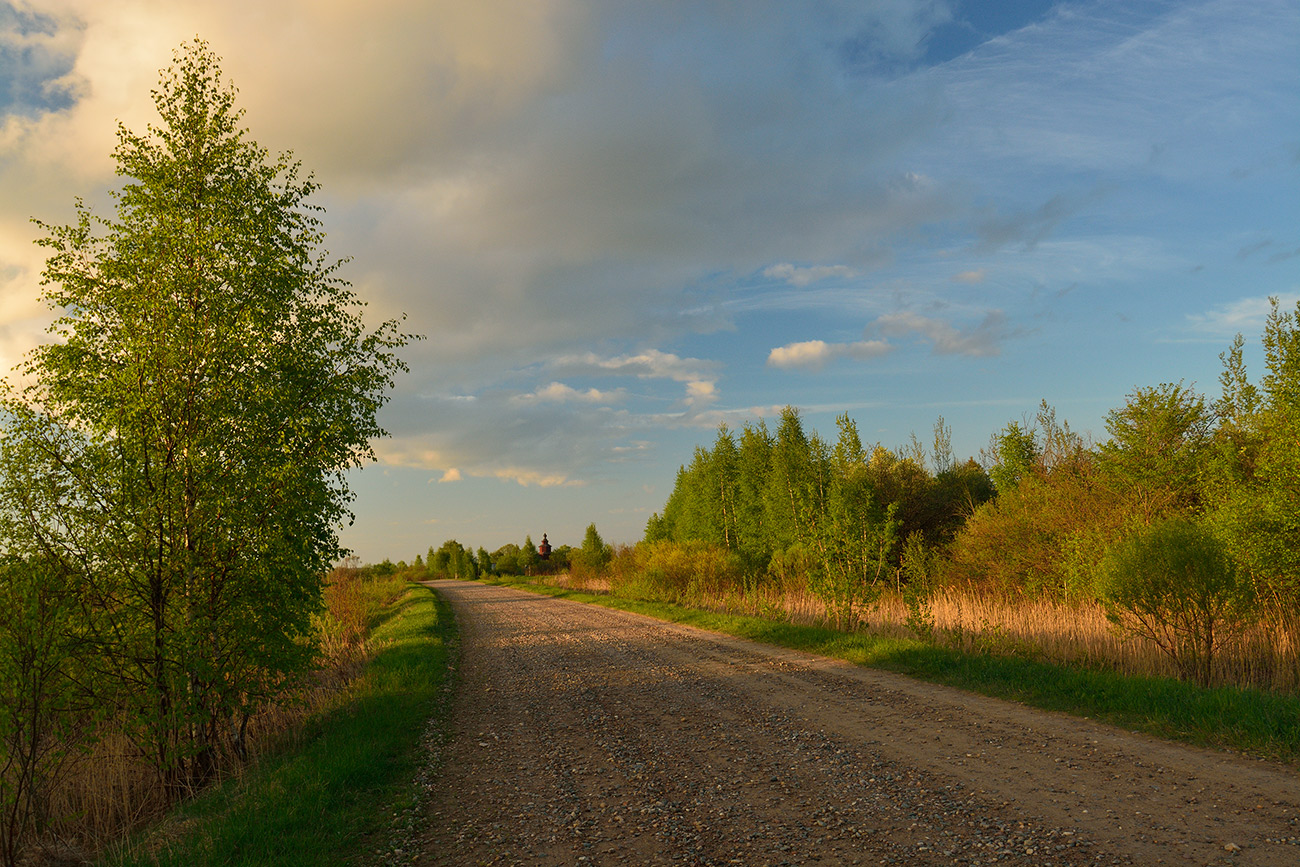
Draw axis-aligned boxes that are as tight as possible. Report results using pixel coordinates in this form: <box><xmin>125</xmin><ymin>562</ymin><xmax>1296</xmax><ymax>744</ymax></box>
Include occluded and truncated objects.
<box><xmin>490</xmin><ymin>544</ymin><xmax>523</xmax><ymax>576</ymax></box>
<box><xmin>806</xmin><ymin>416</ymin><xmax>899</xmax><ymax>626</ymax></box>
<box><xmin>988</xmin><ymin>421</ymin><xmax>1038</xmax><ymax>492</ymax></box>
<box><xmin>604</xmin><ymin>540</ymin><xmax>745</xmax><ymax>605</ymax></box>
<box><xmin>1204</xmin><ymin>299</ymin><xmax>1300</xmax><ymax>613</ymax></box>
<box><xmin>1097</xmin><ymin>381</ymin><xmax>1211</xmax><ymax>516</ymax></box>
<box><xmin>947</xmin><ymin>456</ymin><xmax>1133</xmax><ymax>599</ymax></box>
<box><xmin>427</xmin><ymin>540</ymin><xmax>476</xmax><ymax>580</ymax></box>
<box><xmin>0</xmin><ymin>39</ymin><xmax>410</xmax><ymax>802</ymax></box>
<box><xmin>520</xmin><ymin>535</ymin><xmax>541</xmax><ymax>574</ymax></box>
<box><xmin>762</xmin><ymin>407</ymin><xmax>814</xmax><ymax>550</ymax></box>
<box><xmin>1097</xmin><ymin>518</ymin><xmax>1254</xmax><ymax>686</ymax></box>
<box><xmin>647</xmin><ymin>407</ymin><xmax>991</xmax><ymax>616</ymax></box>
<box><xmin>573</xmin><ymin>523</ymin><xmax>612</xmax><ymax>573</ymax></box>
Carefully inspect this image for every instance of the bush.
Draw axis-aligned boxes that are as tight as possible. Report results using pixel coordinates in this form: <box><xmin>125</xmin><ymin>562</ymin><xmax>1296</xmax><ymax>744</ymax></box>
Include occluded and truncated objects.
<box><xmin>1096</xmin><ymin>518</ymin><xmax>1255</xmax><ymax>686</ymax></box>
<box><xmin>606</xmin><ymin>541</ymin><xmax>744</xmax><ymax>605</ymax></box>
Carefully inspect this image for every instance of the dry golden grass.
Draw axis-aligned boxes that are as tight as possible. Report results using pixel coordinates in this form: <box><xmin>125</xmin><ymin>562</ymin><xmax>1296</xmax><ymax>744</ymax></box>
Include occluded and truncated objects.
<box><xmin>557</xmin><ymin>560</ymin><xmax>1300</xmax><ymax>694</ymax></box>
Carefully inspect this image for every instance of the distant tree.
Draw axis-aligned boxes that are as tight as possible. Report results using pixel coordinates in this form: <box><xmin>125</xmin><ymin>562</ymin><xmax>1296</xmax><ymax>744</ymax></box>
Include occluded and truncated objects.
<box><xmin>575</xmin><ymin>523</ymin><xmax>612</xmax><ymax>572</ymax></box>
<box><xmin>492</xmin><ymin>544</ymin><xmax>523</xmax><ymax>575</ymax></box>
<box><xmin>807</xmin><ymin>416</ymin><xmax>899</xmax><ymax>625</ymax></box>
<box><xmin>521</xmin><ymin>535</ymin><xmax>541</xmax><ymax>574</ymax></box>
<box><xmin>931</xmin><ymin>416</ymin><xmax>954</xmax><ymax>475</ymax></box>
<box><xmin>763</xmin><ymin>407</ymin><xmax>814</xmax><ymax>551</ymax></box>
<box><xmin>988</xmin><ymin>421</ymin><xmax>1038</xmax><ymax>492</ymax></box>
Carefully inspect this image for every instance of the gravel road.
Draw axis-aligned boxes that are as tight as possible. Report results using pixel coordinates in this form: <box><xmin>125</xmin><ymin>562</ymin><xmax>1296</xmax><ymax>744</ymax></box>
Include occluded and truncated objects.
<box><xmin>407</xmin><ymin>580</ymin><xmax>1300</xmax><ymax>866</ymax></box>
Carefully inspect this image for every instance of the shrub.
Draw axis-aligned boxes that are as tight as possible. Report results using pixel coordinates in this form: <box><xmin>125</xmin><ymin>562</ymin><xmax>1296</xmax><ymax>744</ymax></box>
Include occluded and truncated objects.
<box><xmin>1096</xmin><ymin>518</ymin><xmax>1255</xmax><ymax>686</ymax></box>
<box><xmin>606</xmin><ymin>540</ymin><xmax>744</xmax><ymax>605</ymax></box>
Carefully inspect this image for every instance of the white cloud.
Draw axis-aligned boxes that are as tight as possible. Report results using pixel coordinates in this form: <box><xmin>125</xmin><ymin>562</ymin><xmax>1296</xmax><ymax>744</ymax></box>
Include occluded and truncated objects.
<box><xmin>952</xmin><ymin>269</ymin><xmax>985</xmax><ymax>284</ymax></box>
<box><xmin>767</xmin><ymin>339</ymin><xmax>892</xmax><ymax>371</ymax></box>
<box><xmin>439</xmin><ymin>468</ymin><xmax>462</xmax><ymax>483</ymax></box>
<box><xmin>486</xmin><ymin>466</ymin><xmax>583</xmax><ymax>488</ymax></box>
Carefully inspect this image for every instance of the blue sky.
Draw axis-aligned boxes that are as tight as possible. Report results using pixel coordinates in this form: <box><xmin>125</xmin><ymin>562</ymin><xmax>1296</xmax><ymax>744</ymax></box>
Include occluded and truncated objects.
<box><xmin>1</xmin><ymin>0</ymin><xmax>1296</xmax><ymax>562</ymax></box>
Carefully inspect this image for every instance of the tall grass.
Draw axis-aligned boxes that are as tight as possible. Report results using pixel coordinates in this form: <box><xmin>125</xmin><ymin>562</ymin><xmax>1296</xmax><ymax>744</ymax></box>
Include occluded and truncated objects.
<box><xmin>543</xmin><ymin>545</ymin><xmax>1300</xmax><ymax>694</ymax></box>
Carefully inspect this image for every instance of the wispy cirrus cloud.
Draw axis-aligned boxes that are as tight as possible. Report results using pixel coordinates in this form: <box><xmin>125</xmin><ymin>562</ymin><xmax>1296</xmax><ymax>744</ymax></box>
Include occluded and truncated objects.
<box><xmin>763</xmin><ymin>262</ymin><xmax>860</xmax><ymax>287</ymax></box>
<box><xmin>1185</xmin><ymin>294</ymin><xmax>1300</xmax><ymax>338</ymax></box>
<box><xmin>872</xmin><ymin>310</ymin><xmax>1017</xmax><ymax>357</ymax></box>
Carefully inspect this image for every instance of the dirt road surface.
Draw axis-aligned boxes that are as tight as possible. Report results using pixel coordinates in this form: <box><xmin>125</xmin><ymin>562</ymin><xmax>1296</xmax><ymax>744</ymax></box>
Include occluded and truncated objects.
<box><xmin>411</xmin><ymin>580</ymin><xmax>1300</xmax><ymax>866</ymax></box>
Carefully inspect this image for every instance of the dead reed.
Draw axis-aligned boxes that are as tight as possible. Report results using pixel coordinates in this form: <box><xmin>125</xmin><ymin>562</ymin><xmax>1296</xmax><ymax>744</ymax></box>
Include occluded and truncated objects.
<box><xmin>573</xmin><ymin>563</ymin><xmax>1300</xmax><ymax>694</ymax></box>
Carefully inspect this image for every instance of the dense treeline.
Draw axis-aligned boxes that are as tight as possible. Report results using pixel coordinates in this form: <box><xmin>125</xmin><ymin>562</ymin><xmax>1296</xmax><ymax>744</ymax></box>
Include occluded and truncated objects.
<box><xmin>414</xmin><ymin>522</ymin><xmax>612</xmax><ymax>581</ymax></box>
<box><xmin>642</xmin><ymin>407</ymin><xmax>994</xmax><ymax>625</ymax></box>
<box><xmin>639</xmin><ymin>298</ymin><xmax>1300</xmax><ymax>686</ymax></box>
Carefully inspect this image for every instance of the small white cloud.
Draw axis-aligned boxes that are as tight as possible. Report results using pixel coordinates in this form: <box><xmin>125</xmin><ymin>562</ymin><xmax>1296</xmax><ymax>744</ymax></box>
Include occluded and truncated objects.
<box><xmin>520</xmin><ymin>381</ymin><xmax>625</xmax><ymax>403</ymax></box>
<box><xmin>952</xmin><ymin>269</ymin><xmax>986</xmax><ymax>284</ymax></box>
<box><xmin>764</xmin><ymin>263</ymin><xmax>859</xmax><ymax>287</ymax></box>
<box><xmin>439</xmin><ymin>468</ymin><xmax>462</xmax><ymax>483</ymax></box>
<box><xmin>768</xmin><ymin>339</ymin><xmax>834</xmax><ymax>369</ymax></box>
<box><xmin>767</xmin><ymin>338</ymin><xmax>891</xmax><ymax>370</ymax></box>
<box><xmin>684</xmin><ymin>379</ymin><xmax>717</xmax><ymax>408</ymax></box>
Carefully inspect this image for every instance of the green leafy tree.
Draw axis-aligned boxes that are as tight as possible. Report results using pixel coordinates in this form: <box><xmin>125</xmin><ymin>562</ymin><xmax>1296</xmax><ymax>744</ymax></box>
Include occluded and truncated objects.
<box><xmin>491</xmin><ymin>544</ymin><xmax>523</xmax><ymax>576</ymax></box>
<box><xmin>1097</xmin><ymin>382</ymin><xmax>1211</xmax><ymax>517</ymax></box>
<box><xmin>1207</xmin><ymin>298</ymin><xmax>1300</xmax><ymax>613</ymax></box>
<box><xmin>575</xmin><ymin>523</ymin><xmax>612</xmax><ymax>572</ymax></box>
<box><xmin>988</xmin><ymin>421</ymin><xmax>1038</xmax><ymax>492</ymax></box>
<box><xmin>521</xmin><ymin>535</ymin><xmax>541</xmax><ymax>574</ymax></box>
<box><xmin>763</xmin><ymin>407</ymin><xmax>814</xmax><ymax>551</ymax></box>
<box><xmin>807</xmin><ymin>416</ymin><xmax>898</xmax><ymax>626</ymax></box>
<box><xmin>0</xmin><ymin>40</ymin><xmax>410</xmax><ymax>797</ymax></box>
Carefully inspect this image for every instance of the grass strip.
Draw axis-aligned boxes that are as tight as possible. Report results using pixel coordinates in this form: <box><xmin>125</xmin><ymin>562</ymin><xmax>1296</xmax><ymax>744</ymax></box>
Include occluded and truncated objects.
<box><xmin>105</xmin><ymin>583</ymin><xmax>456</xmax><ymax>867</ymax></box>
<box><xmin>483</xmin><ymin>577</ymin><xmax>1300</xmax><ymax>763</ymax></box>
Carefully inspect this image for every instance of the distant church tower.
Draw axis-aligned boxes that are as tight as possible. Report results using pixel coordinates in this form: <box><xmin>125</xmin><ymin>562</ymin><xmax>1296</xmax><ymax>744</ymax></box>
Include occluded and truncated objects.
<box><xmin>538</xmin><ymin>533</ymin><xmax>552</xmax><ymax>560</ymax></box>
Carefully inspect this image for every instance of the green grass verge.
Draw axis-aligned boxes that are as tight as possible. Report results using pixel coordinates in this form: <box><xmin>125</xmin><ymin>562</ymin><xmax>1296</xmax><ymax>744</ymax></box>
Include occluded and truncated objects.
<box><xmin>104</xmin><ymin>583</ymin><xmax>456</xmax><ymax>867</ymax></box>
<box><xmin>482</xmin><ymin>576</ymin><xmax>1300</xmax><ymax>763</ymax></box>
